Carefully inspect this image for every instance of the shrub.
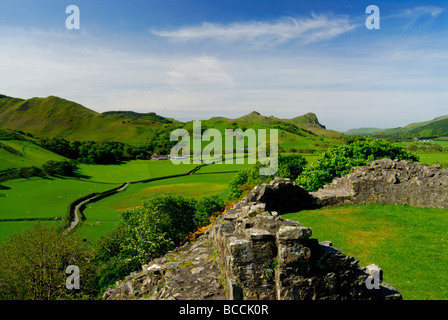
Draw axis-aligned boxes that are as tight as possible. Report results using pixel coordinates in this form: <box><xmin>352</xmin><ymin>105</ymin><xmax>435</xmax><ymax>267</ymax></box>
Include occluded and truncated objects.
<box><xmin>94</xmin><ymin>194</ymin><xmax>226</xmax><ymax>292</ymax></box>
<box><xmin>194</xmin><ymin>196</ymin><xmax>226</xmax><ymax>228</ymax></box>
<box><xmin>228</xmin><ymin>154</ymin><xmax>307</xmax><ymax>200</ymax></box>
<box><xmin>296</xmin><ymin>139</ymin><xmax>419</xmax><ymax>192</ymax></box>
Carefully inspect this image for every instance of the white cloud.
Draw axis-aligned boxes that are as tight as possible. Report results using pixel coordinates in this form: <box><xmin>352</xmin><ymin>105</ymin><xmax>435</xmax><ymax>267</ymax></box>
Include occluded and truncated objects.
<box><xmin>384</xmin><ymin>6</ymin><xmax>444</xmax><ymax>29</ymax></box>
<box><xmin>400</xmin><ymin>6</ymin><xmax>444</xmax><ymax>18</ymax></box>
<box><xmin>1</xmin><ymin>22</ymin><xmax>447</xmax><ymax>132</ymax></box>
<box><xmin>165</xmin><ymin>56</ymin><xmax>235</xmax><ymax>91</ymax></box>
<box><xmin>152</xmin><ymin>13</ymin><xmax>358</xmax><ymax>46</ymax></box>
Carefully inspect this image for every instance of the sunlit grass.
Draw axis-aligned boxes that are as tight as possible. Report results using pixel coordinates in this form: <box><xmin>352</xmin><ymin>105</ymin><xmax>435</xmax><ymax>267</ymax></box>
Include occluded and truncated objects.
<box><xmin>283</xmin><ymin>204</ymin><xmax>448</xmax><ymax>300</ymax></box>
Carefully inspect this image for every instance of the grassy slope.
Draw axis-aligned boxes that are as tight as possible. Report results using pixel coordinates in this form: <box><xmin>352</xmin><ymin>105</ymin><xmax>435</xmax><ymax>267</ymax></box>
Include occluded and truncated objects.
<box><xmin>372</xmin><ymin>116</ymin><xmax>448</xmax><ymax>139</ymax></box>
<box><xmin>0</xmin><ymin>140</ymin><xmax>68</xmax><ymax>170</ymax></box>
<box><xmin>0</xmin><ymin>95</ymin><xmax>344</xmax><ymax>149</ymax></box>
<box><xmin>183</xmin><ymin>111</ymin><xmax>344</xmax><ymax>154</ymax></box>
<box><xmin>283</xmin><ymin>204</ymin><xmax>448</xmax><ymax>300</ymax></box>
<box><xmin>0</xmin><ymin>95</ymin><xmax>179</xmax><ymax>144</ymax></box>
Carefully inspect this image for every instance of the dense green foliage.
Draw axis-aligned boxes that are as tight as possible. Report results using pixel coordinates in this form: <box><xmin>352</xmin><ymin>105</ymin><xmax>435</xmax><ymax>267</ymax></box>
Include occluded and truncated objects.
<box><xmin>0</xmin><ymin>223</ymin><xmax>96</xmax><ymax>300</ymax></box>
<box><xmin>0</xmin><ymin>194</ymin><xmax>226</xmax><ymax>299</ymax></box>
<box><xmin>0</xmin><ymin>160</ymin><xmax>79</xmax><ymax>182</ymax></box>
<box><xmin>228</xmin><ymin>154</ymin><xmax>308</xmax><ymax>199</ymax></box>
<box><xmin>296</xmin><ymin>139</ymin><xmax>419</xmax><ymax>192</ymax></box>
<box><xmin>38</xmin><ymin>137</ymin><xmax>175</xmax><ymax>164</ymax></box>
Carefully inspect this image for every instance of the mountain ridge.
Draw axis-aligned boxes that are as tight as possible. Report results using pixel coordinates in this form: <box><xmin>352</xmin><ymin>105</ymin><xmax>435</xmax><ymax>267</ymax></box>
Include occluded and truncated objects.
<box><xmin>0</xmin><ymin>94</ymin><xmax>340</xmax><ymax>143</ymax></box>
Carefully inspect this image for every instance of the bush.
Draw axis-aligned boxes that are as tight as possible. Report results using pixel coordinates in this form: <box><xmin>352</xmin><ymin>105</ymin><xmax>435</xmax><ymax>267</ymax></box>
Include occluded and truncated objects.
<box><xmin>194</xmin><ymin>196</ymin><xmax>226</xmax><ymax>228</ymax></box>
<box><xmin>296</xmin><ymin>139</ymin><xmax>419</xmax><ymax>192</ymax></box>
<box><xmin>42</xmin><ymin>160</ymin><xmax>78</xmax><ymax>177</ymax></box>
<box><xmin>94</xmin><ymin>194</ymin><xmax>227</xmax><ymax>292</ymax></box>
<box><xmin>228</xmin><ymin>154</ymin><xmax>307</xmax><ymax>200</ymax></box>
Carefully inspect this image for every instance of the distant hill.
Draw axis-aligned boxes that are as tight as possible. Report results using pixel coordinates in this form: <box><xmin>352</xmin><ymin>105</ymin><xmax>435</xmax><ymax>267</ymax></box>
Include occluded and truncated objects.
<box><xmin>0</xmin><ymin>94</ymin><xmax>343</xmax><ymax>152</ymax></box>
<box><xmin>102</xmin><ymin>111</ymin><xmax>176</xmax><ymax>124</ymax></box>
<box><xmin>344</xmin><ymin>127</ymin><xmax>384</xmax><ymax>136</ymax></box>
<box><xmin>344</xmin><ymin>115</ymin><xmax>448</xmax><ymax>139</ymax></box>
<box><xmin>0</xmin><ymin>95</ymin><xmax>180</xmax><ymax>144</ymax></box>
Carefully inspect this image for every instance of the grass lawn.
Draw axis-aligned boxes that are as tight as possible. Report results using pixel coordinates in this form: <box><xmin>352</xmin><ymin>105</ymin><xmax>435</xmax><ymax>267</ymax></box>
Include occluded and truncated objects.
<box><xmin>283</xmin><ymin>204</ymin><xmax>448</xmax><ymax>300</ymax></box>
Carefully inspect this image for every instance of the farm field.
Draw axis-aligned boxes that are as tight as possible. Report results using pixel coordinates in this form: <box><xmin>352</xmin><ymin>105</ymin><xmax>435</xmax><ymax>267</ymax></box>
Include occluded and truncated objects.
<box><xmin>0</xmin><ymin>177</ymin><xmax>120</xmax><ymax>240</ymax></box>
<box><xmin>0</xmin><ymin>159</ymin><xmax>206</xmax><ymax>241</ymax></box>
<box><xmin>77</xmin><ymin>160</ymin><xmax>200</xmax><ymax>183</ymax></box>
<box><xmin>77</xmin><ymin>162</ymin><xmax>252</xmax><ymax>243</ymax></box>
<box><xmin>417</xmin><ymin>153</ymin><xmax>448</xmax><ymax>165</ymax></box>
<box><xmin>283</xmin><ymin>204</ymin><xmax>448</xmax><ymax>300</ymax></box>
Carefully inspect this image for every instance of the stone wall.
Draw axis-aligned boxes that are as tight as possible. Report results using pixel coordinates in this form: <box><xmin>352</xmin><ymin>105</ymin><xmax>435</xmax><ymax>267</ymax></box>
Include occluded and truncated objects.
<box><xmin>311</xmin><ymin>158</ymin><xmax>448</xmax><ymax>209</ymax></box>
<box><xmin>103</xmin><ymin>177</ymin><xmax>402</xmax><ymax>300</ymax></box>
<box><xmin>104</xmin><ymin>158</ymin><xmax>448</xmax><ymax>300</ymax></box>
<box><xmin>208</xmin><ymin>178</ymin><xmax>400</xmax><ymax>300</ymax></box>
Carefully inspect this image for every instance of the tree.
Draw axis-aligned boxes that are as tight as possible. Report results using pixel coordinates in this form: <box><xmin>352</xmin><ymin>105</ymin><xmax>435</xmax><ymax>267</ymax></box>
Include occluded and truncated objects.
<box><xmin>0</xmin><ymin>223</ymin><xmax>96</xmax><ymax>300</ymax></box>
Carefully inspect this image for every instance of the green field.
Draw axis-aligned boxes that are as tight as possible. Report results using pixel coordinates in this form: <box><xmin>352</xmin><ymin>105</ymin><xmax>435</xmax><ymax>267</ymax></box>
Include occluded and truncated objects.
<box><xmin>77</xmin><ymin>160</ymin><xmax>200</xmax><ymax>183</ymax></box>
<box><xmin>76</xmin><ymin>162</ymin><xmax>251</xmax><ymax>243</ymax></box>
<box><xmin>0</xmin><ymin>177</ymin><xmax>120</xmax><ymax>240</ymax></box>
<box><xmin>283</xmin><ymin>204</ymin><xmax>448</xmax><ymax>300</ymax></box>
<box><xmin>417</xmin><ymin>153</ymin><xmax>448</xmax><ymax>165</ymax></box>
<box><xmin>0</xmin><ymin>158</ymin><xmax>252</xmax><ymax>243</ymax></box>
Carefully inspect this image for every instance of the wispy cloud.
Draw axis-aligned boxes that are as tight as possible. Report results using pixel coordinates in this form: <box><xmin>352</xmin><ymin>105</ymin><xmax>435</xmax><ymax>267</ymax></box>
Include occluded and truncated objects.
<box><xmin>384</xmin><ymin>6</ymin><xmax>444</xmax><ymax>29</ymax></box>
<box><xmin>399</xmin><ymin>6</ymin><xmax>444</xmax><ymax>18</ymax></box>
<box><xmin>152</xmin><ymin>13</ymin><xmax>358</xmax><ymax>46</ymax></box>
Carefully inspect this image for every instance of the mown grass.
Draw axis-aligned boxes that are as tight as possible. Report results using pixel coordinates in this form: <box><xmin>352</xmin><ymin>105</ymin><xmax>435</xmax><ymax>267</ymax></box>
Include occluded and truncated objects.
<box><xmin>417</xmin><ymin>153</ymin><xmax>448</xmax><ymax>165</ymax></box>
<box><xmin>77</xmin><ymin>168</ymin><xmax>242</xmax><ymax>243</ymax></box>
<box><xmin>283</xmin><ymin>204</ymin><xmax>448</xmax><ymax>300</ymax></box>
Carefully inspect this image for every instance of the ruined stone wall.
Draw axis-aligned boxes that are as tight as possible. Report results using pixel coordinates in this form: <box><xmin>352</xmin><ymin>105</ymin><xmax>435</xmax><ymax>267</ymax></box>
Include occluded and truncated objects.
<box><xmin>104</xmin><ymin>158</ymin><xmax>448</xmax><ymax>301</ymax></box>
<box><xmin>209</xmin><ymin>179</ymin><xmax>400</xmax><ymax>300</ymax></box>
<box><xmin>103</xmin><ymin>178</ymin><xmax>402</xmax><ymax>300</ymax></box>
<box><xmin>311</xmin><ymin>158</ymin><xmax>448</xmax><ymax>209</ymax></box>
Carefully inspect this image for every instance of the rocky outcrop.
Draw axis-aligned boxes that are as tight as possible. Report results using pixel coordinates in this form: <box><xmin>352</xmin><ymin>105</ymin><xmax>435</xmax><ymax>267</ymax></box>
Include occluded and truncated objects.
<box><xmin>311</xmin><ymin>158</ymin><xmax>448</xmax><ymax>209</ymax></box>
<box><xmin>103</xmin><ymin>178</ymin><xmax>402</xmax><ymax>301</ymax></box>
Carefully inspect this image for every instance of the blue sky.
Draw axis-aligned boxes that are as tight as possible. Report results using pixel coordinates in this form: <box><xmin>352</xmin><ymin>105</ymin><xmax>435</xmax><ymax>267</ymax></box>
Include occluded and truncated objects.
<box><xmin>0</xmin><ymin>0</ymin><xmax>447</xmax><ymax>131</ymax></box>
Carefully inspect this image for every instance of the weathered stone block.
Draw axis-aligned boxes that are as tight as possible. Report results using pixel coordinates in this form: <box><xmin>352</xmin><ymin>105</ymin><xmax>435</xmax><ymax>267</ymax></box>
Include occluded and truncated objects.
<box><xmin>277</xmin><ymin>225</ymin><xmax>312</xmax><ymax>242</ymax></box>
<box><xmin>229</xmin><ymin>239</ymin><xmax>253</xmax><ymax>263</ymax></box>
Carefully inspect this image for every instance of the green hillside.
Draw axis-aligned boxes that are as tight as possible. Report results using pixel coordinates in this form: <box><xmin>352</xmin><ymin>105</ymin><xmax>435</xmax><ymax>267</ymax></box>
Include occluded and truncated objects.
<box><xmin>346</xmin><ymin>115</ymin><xmax>448</xmax><ymax>140</ymax></box>
<box><xmin>0</xmin><ymin>95</ymin><xmax>179</xmax><ymax>144</ymax></box>
<box><xmin>0</xmin><ymin>94</ymin><xmax>344</xmax><ymax>152</ymax></box>
<box><xmin>181</xmin><ymin>110</ymin><xmax>344</xmax><ymax>153</ymax></box>
<box><xmin>344</xmin><ymin>127</ymin><xmax>384</xmax><ymax>136</ymax></box>
<box><xmin>0</xmin><ymin>139</ymin><xmax>68</xmax><ymax>171</ymax></box>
